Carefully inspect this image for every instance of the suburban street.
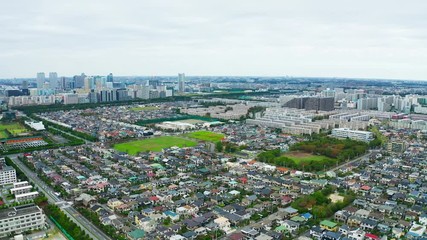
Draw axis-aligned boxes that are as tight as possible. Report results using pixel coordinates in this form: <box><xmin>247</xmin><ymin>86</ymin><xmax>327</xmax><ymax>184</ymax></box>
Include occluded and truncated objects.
<box><xmin>329</xmin><ymin>151</ymin><xmax>372</xmax><ymax>172</ymax></box>
<box><xmin>7</xmin><ymin>154</ymin><xmax>111</xmax><ymax>240</ymax></box>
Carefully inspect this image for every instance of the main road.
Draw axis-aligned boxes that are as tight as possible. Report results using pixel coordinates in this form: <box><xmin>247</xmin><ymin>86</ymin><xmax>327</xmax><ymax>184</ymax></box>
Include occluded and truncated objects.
<box><xmin>8</xmin><ymin>154</ymin><xmax>111</xmax><ymax>240</ymax></box>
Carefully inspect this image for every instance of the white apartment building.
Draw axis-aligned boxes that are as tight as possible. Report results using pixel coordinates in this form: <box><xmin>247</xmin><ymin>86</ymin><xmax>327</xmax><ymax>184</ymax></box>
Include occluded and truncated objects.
<box><xmin>331</xmin><ymin>128</ymin><xmax>373</xmax><ymax>142</ymax></box>
<box><xmin>0</xmin><ymin>165</ymin><xmax>17</xmax><ymax>185</ymax></box>
<box><xmin>63</xmin><ymin>93</ymin><xmax>79</xmax><ymax>104</ymax></box>
<box><xmin>15</xmin><ymin>192</ymin><xmax>39</xmax><ymax>202</ymax></box>
<box><xmin>10</xmin><ymin>185</ymin><xmax>33</xmax><ymax>195</ymax></box>
<box><xmin>389</xmin><ymin>119</ymin><xmax>427</xmax><ymax>131</ymax></box>
<box><xmin>13</xmin><ymin>181</ymin><xmax>29</xmax><ymax>189</ymax></box>
<box><xmin>0</xmin><ymin>204</ymin><xmax>46</xmax><ymax>237</ymax></box>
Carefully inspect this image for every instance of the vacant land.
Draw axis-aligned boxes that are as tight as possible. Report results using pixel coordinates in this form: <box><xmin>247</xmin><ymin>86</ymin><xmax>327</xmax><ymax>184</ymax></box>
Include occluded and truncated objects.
<box><xmin>130</xmin><ymin>106</ymin><xmax>160</xmax><ymax>111</ymax></box>
<box><xmin>114</xmin><ymin>136</ymin><xmax>197</xmax><ymax>155</ymax></box>
<box><xmin>284</xmin><ymin>152</ymin><xmax>333</xmax><ymax>164</ymax></box>
<box><xmin>0</xmin><ymin>123</ymin><xmax>29</xmax><ymax>138</ymax></box>
<box><xmin>186</xmin><ymin>131</ymin><xmax>224</xmax><ymax>142</ymax></box>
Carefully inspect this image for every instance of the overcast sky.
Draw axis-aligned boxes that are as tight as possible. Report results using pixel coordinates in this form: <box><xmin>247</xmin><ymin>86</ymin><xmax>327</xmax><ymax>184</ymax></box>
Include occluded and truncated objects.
<box><xmin>1</xmin><ymin>0</ymin><xmax>427</xmax><ymax>80</ymax></box>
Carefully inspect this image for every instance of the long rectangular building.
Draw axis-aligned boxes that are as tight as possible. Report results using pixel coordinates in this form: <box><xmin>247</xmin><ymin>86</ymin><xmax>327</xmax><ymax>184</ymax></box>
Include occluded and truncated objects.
<box><xmin>331</xmin><ymin>128</ymin><xmax>373</xmax><ymax>142</ymax></box>
<box><xmin>0</xmin><ymin>204</ymin><xmax>46</xmax><ymax>237</ymax></box>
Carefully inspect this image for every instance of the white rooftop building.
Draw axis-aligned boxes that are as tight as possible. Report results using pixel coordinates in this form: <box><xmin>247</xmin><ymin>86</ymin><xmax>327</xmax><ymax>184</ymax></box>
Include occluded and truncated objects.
<box><xmin>331</xmin><ymin>128</ymin><xmax>373</xmax><ymax>142</ymax></box>
<box><xmin>24</xmin><ymin>121</ymin><xmax>45</xmax><ymax>131</ymax></box>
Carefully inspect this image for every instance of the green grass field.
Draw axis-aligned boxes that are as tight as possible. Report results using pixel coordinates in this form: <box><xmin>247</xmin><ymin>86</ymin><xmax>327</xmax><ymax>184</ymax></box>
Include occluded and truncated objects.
<box><xmin>284</xmin><ymin>152</ymin><xmax>333</xmax><ymax>164</ymax></box>
<box><xmin>114</xmin><ymin>136</ymin><xmax>197</xmax><ymax>155</ymax></box>
<box><xmin>130</xmin><ymin>106</ymin><xmax>160</xmax><ymax>111</ymax></box>
<box><xmin>0</xmin><ymin>130</ymin><xmax>8</xmax><ymax>139</ymax></box>
<box><xmin>186</xmin><ymin>131</ymin><xmax>225</xmax><ymax>142</ymax></box>
<box><xmin>0</xmin><ymin>123</ymin><xmax>28</xmax><ymax>138</ymax></box>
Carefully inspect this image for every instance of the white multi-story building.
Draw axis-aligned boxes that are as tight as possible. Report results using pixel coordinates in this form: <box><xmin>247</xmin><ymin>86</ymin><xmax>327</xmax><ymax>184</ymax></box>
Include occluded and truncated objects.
<box><xmin>0</xmin><ymin>164</ymin><xmax>17</xmax><ymax>186</ymax></box>
<box><xmin>63</xmin><ymin>93</ymin><xmax>79</xmax><ymax>105</ymax></box>
<box><xmin>15</xmin><ymin>192</ymin><xmax>39</xmax><ymax>202</ymax></box>
<box><xmin>13</xmin><ymin>181</ymin><xmax>29</xmax><ymax>189</ymax></box>
<box><xmin>357</xmin><ymin>98</ymin><xmax>378</xmax><ymax>110</ymax></box>
<box><xmin>389</xmin><ymin>119</ymin><xmax>427</xmax><ymax>131</ymax></box>
<box><xmin>10</xmin><ymin>181</ymin><xmax>39</xmax><ymax>202</ymax></box>
<box><xmin>331</xmin><ymin>128</ymin><xmax>373</xmax><ymax>142</ymax></box>
<box><xmin>49</xmin><ymin>72</ymin><xmax>58</xmax><ymax>90</ymax></box>
<box><xmin>36</xmin><ymin>72</ymin><xmax>45</xmax><ymax>90</ymax></box>
<box><xmin>0</xmin><ymin>204</ymin><xmax>46</xmax><ymax>237</ymax></box>
<box><xmin>10</xmin><ymin>185</ymin><xmax>33</xmax><ymax>195</ymax></box>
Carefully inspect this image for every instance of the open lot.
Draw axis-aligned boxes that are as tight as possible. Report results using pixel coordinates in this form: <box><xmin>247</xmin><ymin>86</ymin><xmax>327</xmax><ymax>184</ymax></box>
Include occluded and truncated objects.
<box><xmin>114</xmin><ymin>136</ymin><xmax>197</xmax><ymax>155</ymax></box>
<box><xmin>0</xmin><ymin>123</ymin><xmax>29</xmax><ymax>138</ymax></box>
<box><xmin>186</xmin><ymin>131</ymin><xmax>225</xmax><ymax>142</ymax></box>
<box><xmin>284</xmin><ymin>151</ymin><xmax>333</xmax><ymax>164</ymax></box>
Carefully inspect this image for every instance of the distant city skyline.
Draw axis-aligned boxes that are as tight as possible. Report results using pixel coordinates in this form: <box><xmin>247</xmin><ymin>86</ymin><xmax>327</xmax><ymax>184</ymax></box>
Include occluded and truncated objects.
<box><xmin>1</xmin><ymin>0</ymin><xmax>427</xmax><ymax>80</ymax></box>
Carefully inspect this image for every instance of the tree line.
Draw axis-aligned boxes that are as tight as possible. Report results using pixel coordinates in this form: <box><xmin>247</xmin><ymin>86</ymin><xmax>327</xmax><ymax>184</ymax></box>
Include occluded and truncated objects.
<box><xmin>290</xmin><ymin>135</ymin><xmax>368</xmax><ymax>160</ymax></box>
<box><xmin>45</xmin><ymin>204</ymin><xmax>91</xmax><ymax>240</ymax></box>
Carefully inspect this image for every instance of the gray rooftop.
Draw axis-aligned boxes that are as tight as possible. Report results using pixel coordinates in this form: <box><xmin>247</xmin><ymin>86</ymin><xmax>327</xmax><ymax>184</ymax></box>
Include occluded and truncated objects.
<box><xmin>0</xmin><ymin>204</ymin><xmax>42</xmax><ymax>219</ymax></box>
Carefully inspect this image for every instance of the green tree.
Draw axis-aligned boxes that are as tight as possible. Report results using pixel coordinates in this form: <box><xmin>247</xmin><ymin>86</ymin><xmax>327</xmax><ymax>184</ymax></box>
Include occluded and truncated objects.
<box><xmin>215</xmin><ymin>141</ymin><xmax>223</xmax><ymax>152</ymax></box>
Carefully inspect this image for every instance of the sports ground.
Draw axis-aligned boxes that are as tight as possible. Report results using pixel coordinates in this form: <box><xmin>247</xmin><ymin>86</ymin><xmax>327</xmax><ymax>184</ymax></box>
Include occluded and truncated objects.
<box><xmin>284</xmin><ymin>152</ymin><xmax>333</xmax><ymax>164</ymax></box>
<box><xmin>114</xmin><ymin>136</ymin><xmax>197</xmax><ymax>155</ymax></box>
<box><xmin>185</xmin><ymin>131</ymin><xmax>224</xmax><ymax>142</ymax></box>
<box><xmin>0</xmin><ymin>123</ymin><xmax>29</xmax><ymax>139</ymax></box>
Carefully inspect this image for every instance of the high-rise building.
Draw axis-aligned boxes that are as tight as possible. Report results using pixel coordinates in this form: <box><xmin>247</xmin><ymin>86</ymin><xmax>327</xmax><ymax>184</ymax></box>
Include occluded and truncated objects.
<box><xmin>149</xmin><ymin>79</ymin><xmax>160</xmax><ymax>88</ymax></box>
<box><xmin>49</xmin><ymin>72</ymin><xmax>58</xmax><ymax>89</ymax></box>
<box><xmin>178</xmin><ymin>73</ymin><xmax>185</xmax><ymax>93</ymax></box>
<box><xmin>74</xmin><ymin>73</ymin><xmax>86</xmax><ymax>88</ymax></box>
<box><xmin>116</xmin><ymin>88</ymin><xmax>129</xmax><ymax>101</ymax></box>
<box><xmin>84</xmin><ymin>77</ymin><xmax>94</xmax><ymax>91</ymax></box>
<box><xmin>357</xmin><ymin>98</ymin><xmax>378</xmax><ymax>110</ymax></box>
<box><xmin>21</xmin><ymin>81</ymin><xmax>29</xmax><ymax>96</ymax></box>
<box><xmin>22</xmin><ymin>81</ymin><xmax>28</xmax><ymax>89</ymax></box>
<box><xmin>321</xmin><ymin>88</ymin><xmax>335</xmax><ymax>98</ymax></box>
<box><xmin>98</xmin><ymin>90</ymin><xmax>117</xmax><ymax>102</ymax></box>
<box><xmin>94</xmin><ymin>76</ymin><xmax>107</xmax><ymax>89</ymax></box>
<box><xmin>36</xmin><ymin>72</ymin><xmax>45</xmax><ymax>89</ymax></box>
<box><xmin>107</xmin><ymin>73</ymin><xmax>114</xmax><ymax>83</ymax></box>
<box><xmin>284</xmin><ymin>97</ymin><xmax>334</xmax><ymax>111</ymax></box>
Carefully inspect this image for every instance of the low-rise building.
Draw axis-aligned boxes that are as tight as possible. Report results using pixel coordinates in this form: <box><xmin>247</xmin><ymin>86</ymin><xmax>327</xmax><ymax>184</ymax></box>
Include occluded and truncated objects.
<box><xmin>15</xmin><ymin>191</ymin><xmax>39</xmax><ymax>202</ymax></box>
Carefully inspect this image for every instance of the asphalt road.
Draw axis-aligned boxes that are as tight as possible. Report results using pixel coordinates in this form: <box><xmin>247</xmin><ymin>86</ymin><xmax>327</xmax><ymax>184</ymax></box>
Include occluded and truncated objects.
<box><xmin>329</xmin><ymin>151</ymin><xmax>371</xmax><ymax>172</ymax></box>
<box><xmin>8</xmin><ymin>154</ymin><xmax>111</xmax><ymax>240</ymax></box>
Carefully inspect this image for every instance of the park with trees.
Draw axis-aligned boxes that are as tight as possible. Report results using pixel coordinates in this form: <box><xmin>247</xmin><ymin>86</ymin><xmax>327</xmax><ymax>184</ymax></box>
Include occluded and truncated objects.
<box><xmin>257</xmin><ymin>134</ymin><xmax>369</xmax><ymax>172</ymax></box>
